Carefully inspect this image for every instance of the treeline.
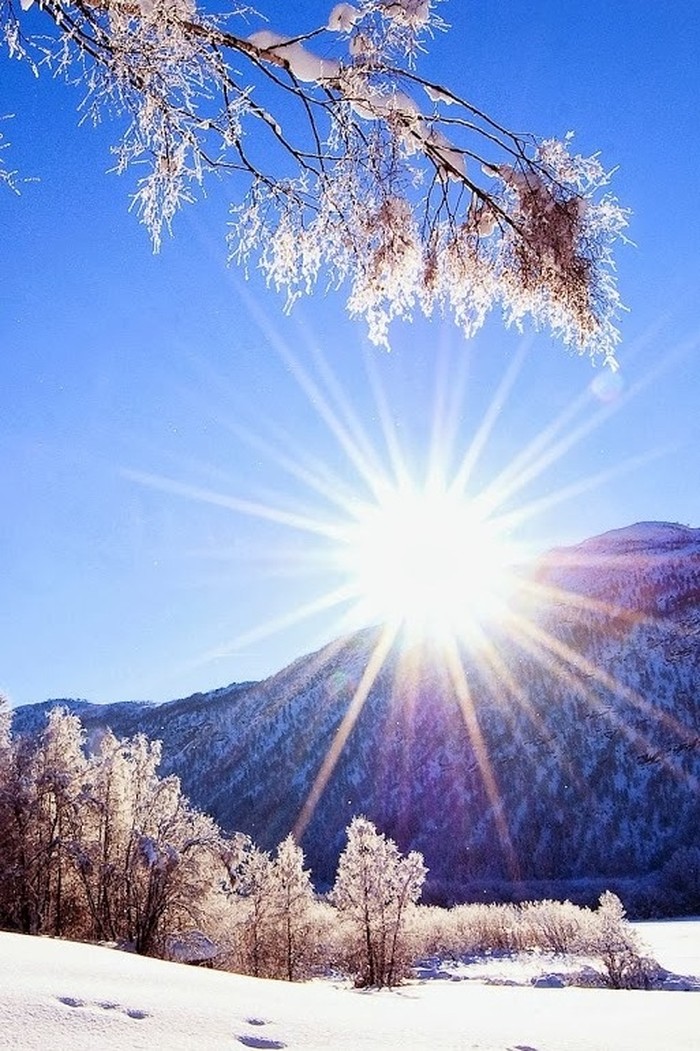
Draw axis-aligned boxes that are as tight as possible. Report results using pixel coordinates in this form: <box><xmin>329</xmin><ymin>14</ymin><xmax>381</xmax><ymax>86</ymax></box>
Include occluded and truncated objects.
<box><xmin>0</xmin><ymin>705</ymin><xmax>657</xmax><ymax>988</ymax></box>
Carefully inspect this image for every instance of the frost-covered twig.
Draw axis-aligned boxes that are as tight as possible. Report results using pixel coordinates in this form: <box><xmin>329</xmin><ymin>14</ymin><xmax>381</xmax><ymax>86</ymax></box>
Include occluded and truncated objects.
<box><xmin>2</xmin><ymin>0</ymin><xmax>629</xmax><ymax>363</ymax></box>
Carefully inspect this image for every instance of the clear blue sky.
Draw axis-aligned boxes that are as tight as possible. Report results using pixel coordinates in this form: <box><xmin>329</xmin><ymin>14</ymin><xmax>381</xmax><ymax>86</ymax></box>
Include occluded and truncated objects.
<box><xmin>1</xmin><ymin>1</ymin><xmax>699</xmax><ymax>706</ymax></box>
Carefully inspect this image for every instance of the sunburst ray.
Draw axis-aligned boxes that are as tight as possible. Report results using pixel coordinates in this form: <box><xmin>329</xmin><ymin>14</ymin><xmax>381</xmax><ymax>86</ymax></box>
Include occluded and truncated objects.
<box><xmin>120</xmin><ymin>306</ymin><xmax>700</xmax><ymax>854</ymax></box>
<box><xmin>293</xmin><ymin>623</ymin><xmax>399</xmax><ymax>841</ymax></box>
<box><xmin>506</xmin><ymin>613</ymin><xmax>698</xmax><ymax>782</ymax></box>
<box><xmin>442</xmin><ymin>635</ymin><xmax>521</xmax><ymax>881</ymax></box>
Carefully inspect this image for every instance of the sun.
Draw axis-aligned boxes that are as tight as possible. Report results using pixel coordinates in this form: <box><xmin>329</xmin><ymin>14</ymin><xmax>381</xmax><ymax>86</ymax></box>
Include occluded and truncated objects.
<box><xmin>337</xmin><ymin>481</ymin><xmax>519</xmax><ymax>643</ymax></box>
<box><xmin>124</xmin><ymin>336</ymin><xmax>642</xmax><ymax>846</ymax></box>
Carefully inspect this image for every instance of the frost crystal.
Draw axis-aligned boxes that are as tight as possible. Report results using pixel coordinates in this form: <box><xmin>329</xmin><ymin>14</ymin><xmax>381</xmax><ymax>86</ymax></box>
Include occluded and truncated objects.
<box><xmin>381</xmin><ymin>1</ymin><xmax>432</xmax><ymax>30</ymax></box>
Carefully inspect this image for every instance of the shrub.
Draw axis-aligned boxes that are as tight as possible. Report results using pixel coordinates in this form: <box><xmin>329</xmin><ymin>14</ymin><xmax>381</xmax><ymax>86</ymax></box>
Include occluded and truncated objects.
<box><xmin>576</xmin><ymin>891</ymin><xmax>659</xmax><ymax>989</ymax></box>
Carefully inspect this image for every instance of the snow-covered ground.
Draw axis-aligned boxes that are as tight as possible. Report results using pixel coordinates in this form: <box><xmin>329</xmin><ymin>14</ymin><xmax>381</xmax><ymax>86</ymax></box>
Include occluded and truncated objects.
<box><xmin>1</xmin><ymin>921</ymin><xmax>698</xmax><ymax>1050</ymax></box>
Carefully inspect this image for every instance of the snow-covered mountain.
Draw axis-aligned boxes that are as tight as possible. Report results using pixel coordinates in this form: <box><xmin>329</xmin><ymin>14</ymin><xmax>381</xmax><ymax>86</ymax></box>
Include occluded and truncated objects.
<box><xmin>12</xmin><ymin>522</ymin><xmax>700</xmax><ymax>899</ymax></box>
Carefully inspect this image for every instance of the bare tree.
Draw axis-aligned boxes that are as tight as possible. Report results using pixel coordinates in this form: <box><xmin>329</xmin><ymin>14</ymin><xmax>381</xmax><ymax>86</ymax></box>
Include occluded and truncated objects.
<box><xmin>2</xmin><ymin>1</ymin><xmax>627</xmax><ymax>361</ymax></box>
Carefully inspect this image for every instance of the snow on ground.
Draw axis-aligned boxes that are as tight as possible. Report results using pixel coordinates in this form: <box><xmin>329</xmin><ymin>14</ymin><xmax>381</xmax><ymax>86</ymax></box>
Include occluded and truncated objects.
<box><xmin>0</xmin><ymin>922</ymin><xmax>699</xmax><ymax>1050</ymax></box>
<box><xmin>635</xmin><ymin>917</ymin><xmax>700</xmax><ymax>980</ymax></box>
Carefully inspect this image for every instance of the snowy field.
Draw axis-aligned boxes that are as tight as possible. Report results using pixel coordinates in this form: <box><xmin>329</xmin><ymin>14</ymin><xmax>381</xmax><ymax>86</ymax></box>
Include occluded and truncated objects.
<box><xmin>1</xmin><ymin>921</ymin><xmax>699</xmax><ymax>1050</ymax></box>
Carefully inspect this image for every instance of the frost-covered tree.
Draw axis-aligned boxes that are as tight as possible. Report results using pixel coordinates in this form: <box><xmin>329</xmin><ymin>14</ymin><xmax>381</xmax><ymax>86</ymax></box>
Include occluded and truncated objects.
<box><xmin>219</xmin><ymin>833</ymin><xmax>318</xmax><ymax>979</ymax></box>
<box><xmin>269</xmin><ymin>834</ymin><xmax>316</xmax><ymax>980</ymax></box>
<box><xmin>75</xmin><ymin>728</ymin><xmax>222</xmax><ymax>954</ymax></box>
<box><xmin>330</xmin><ymin>816</ymin><xmax>426</xmax><ymax>987</ymax></box>
<box><xmin>2</xmin><ymin>0</ymin><xmax>627</xmax><ymax>362</ymax></box>
<box><xmin>224</xmin><ymin>838</ymin><xmax>277</xmax><ymax>977</ymax></box>
<box><xmin>0</xmin><ymin>710</ymin><xmax>224</xmax><ymax>953</ymax></box>
<box><xmin>0</xmin><ymin>708</ymin><xmax>88</xmax><ymax>936</ymax></box>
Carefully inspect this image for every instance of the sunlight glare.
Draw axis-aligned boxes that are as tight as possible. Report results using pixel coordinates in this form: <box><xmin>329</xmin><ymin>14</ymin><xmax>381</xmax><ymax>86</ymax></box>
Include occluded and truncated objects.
<box><xmin>339</xmin><ymin>483</ymin><xmax>518</xmax><ymax>642</ymax></box>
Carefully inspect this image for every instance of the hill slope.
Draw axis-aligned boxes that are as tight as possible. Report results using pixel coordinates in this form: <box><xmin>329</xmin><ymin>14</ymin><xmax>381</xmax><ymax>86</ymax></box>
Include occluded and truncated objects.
<box><xmin>2</xmin><ymin>926</ymin><xmax>700</xmax><ymax>1051</ymax></box>
<box><xmin>12</xmin><ymin>522</ymin><xmax>700</xmax><ymax>895</ymax></box>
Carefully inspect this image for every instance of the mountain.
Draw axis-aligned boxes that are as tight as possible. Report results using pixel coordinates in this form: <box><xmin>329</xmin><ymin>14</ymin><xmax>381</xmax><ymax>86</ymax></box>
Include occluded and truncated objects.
<box><xmin>11</xmin><ymin>522</ymin><xmax>700</xmax><ymax>903</ymax></box>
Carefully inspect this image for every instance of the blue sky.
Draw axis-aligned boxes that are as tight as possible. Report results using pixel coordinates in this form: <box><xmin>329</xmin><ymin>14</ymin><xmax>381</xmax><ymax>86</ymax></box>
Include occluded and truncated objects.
<box><xmin>1</xmin><ymin>0</ymin><xmax>699</xmax><ymax>707</ymax></box>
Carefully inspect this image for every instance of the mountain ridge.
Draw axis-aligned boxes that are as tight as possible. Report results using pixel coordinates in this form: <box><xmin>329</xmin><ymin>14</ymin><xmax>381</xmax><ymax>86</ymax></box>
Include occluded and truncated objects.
<box><xmin>11</xmin><ymin>522</ymin><xmax>700</xmax><ymax>902</ymax></box>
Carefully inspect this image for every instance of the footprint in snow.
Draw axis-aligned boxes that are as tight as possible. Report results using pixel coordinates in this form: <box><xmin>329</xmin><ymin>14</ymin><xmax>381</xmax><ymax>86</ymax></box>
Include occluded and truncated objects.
<box><xmin>237</xmin><ymin>1037</ymin><xmax>286</xmax><ymax>1049</ymax></box>
<box><xmin>246</xmin><ymin>1018</ymin><xmax>268</xmax><ymax>1026</ymax></box>
<box><xmin>56</xmin><ymin>996</ymin><xmax>149</xmax><ymax>1020</ymax></box>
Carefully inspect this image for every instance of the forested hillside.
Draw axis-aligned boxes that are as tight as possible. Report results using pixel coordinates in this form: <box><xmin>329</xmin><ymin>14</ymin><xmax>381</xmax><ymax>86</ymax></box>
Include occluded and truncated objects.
<box><xmin>13</xmin><ymin>523</ymin><xmax>700</xmax><ymax>905</ymax></box>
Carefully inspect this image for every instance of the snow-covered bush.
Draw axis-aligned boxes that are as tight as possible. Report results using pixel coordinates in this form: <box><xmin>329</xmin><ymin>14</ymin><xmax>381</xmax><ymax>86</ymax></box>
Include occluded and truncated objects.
<box><xmin>410</xmin><ymin>904</ymin><xmax>456</xmax><ymax>958</ymax></box>
<box><xmin>576</xmin><ymin>891</ymin><xmax>658</xmax><ymax>989</ymax></box>
<box><xmin>412</xmin><ymin>898</ymin><xmax>625</xmax><ymax>964</ymax></box>
<box><xmin>518</xmin><ymin>899</ymin><xmax>587</xmax><ymax>954</ymax></box>
<box><xmin>448</xmin><ymin>902</ymin><xmax>523</xmax><ymax>955</ymax></box>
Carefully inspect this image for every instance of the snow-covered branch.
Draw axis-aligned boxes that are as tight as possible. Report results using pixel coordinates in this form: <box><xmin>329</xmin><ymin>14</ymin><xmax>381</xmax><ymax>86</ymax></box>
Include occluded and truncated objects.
<box><xmin>2</xmin><ymin>0</ymin><xmax>629</xmax><ymax>362</ymax></box>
